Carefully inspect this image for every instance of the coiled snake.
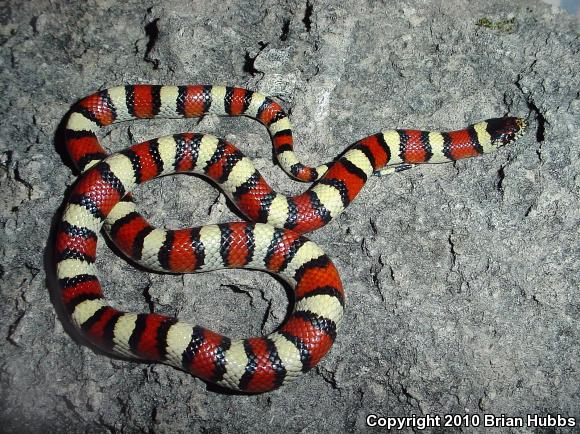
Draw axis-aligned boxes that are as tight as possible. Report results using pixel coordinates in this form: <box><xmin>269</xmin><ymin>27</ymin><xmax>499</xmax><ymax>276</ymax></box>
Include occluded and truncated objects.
<box><xmin>55</xmin><ymin>85</ymin><xmax>526</xmax><ymax>392</ymax></box>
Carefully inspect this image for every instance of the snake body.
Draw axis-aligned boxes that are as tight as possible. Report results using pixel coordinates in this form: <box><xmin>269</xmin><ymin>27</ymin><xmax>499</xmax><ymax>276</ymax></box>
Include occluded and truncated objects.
<box><xmin>57</xmin><ymin>85</ymin><xmax>526</xmax><ymax>392</ymax></box>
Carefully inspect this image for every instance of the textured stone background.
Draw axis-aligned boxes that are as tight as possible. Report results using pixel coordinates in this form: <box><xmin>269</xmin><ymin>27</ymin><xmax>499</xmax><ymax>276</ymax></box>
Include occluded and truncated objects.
<box><xmin>1</xmin><ymin>0</ymin><xmax>578</xmax><ymax>432</ymax></box>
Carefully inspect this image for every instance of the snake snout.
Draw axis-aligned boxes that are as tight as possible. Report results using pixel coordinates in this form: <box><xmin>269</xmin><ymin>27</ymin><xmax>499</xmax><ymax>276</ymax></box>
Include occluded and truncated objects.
<box><xmin>486</xmin><ymin>116</ymin><xmax>527</xmax><ymax>147</ymax></box>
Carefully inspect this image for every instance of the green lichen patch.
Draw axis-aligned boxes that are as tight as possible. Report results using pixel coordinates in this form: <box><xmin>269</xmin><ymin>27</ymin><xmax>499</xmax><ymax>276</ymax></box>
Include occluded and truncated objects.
<box><xmin>476</xmin><ymin>16</ymin><xmax>517</xmax><ymax>33</ymax></box>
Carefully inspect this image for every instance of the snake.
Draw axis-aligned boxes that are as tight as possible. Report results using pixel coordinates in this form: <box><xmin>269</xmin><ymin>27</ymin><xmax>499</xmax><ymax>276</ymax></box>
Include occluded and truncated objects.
<box><xmin>56</xmin><ymin>84</ymin><xmax>527</xmax><ymax>393</ymax></box>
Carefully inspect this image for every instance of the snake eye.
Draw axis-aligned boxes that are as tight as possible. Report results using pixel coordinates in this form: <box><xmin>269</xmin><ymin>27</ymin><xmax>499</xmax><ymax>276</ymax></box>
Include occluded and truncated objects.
<box><xmin>486</xmin><ymin>117</ymin><xmax>527</xmax><ymax>147</ymax></box>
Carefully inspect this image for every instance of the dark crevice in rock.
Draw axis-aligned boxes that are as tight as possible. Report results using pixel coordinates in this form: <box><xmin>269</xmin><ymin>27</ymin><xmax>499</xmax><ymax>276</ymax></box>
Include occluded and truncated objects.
<box><xmin>1</xmin><ymin>150</ymin><xmax>13</xmax><ymax>170</ymax></box>
<box><xmin>30</xmin><ymin>16</ymin><xmax>39</xmax><ymax>34</ymax></box>
<box><xmin>222</xmin><ymin>284</ymin><xmax>253</xmax><ymax>303</ymax></box>
<box><xmin>144</xmin><ymin>18</ymin><xmax>160</xmax><ymax>69</ymax></box>
<box><xmin>371</xmin><ymin>266</ymin><xmax>386</xmax><ymax>304</ymax></box>
<box><xmin>280</xmin><ymin>18</ymin><xmax>290</xmax><ymax>41</ymax></box>
<box><xmin>13</xmin><ymin>162</ymin><xmax>33</xmax><ymax>198</ymax></box>
<box><xmin>496</xmin><ymin>165</ymin><xmax>505</xmax><ymax>194</ymax></box>
<box><xmin>518</xmin><ymin>285</ymin><xmax>542</xmax><ymax>306</ymax></box>
<box><xmin>221</xmin><ymin>283</ymin><xmax>276</xmax><ymax>331</ymax></box>
<box><xmin>259</xmin><ymin>292</ymin><xmax>273</xmax><ymax>333</ymax></box>
<box><xmin>316</xmin><ymin>366</ymin><xmax>339</xmax><ymax>390</ymax></box>
<box><xmin>243</xmin><ymin>51</ymin><xmax>260</xmax><ymax>75</ymax></box>
<box><xmin>61</xmin><ymin>395</ymin><xmax>77</xmax><ymax>412</ymax></box>
<box><xmin>515</xmin><ymin>74</ymin><xmax>547</xmax><ymax>162</ymax></box>
<box><xmin>117</xmin><ymin>397</ymin><xmax>129</xmax><ymax>417</ymax></box>
<box><xmin>526</xmin><ymin>98</ymin><xmax>546</xmax><ymax>143</ymax></box>
<box><xmin>143</xmin><ymin>285</ymin><xmax>155</xmax><ymax>313</ymax></box>
<box><xmin>6</xmin><ymin>310</ymin><xmax>25</xmax><ymax>347</ymax></box>
<box><xmin>243</xmin><ymin>41</ymin><xmax>268</xmax><ymax>76</ymax></box>
<box><xmin>448</xmin><ymin>232</ymin><xmax>457</xmax><ymax>269</ymax></box>
<box><xmin>369</xmin><ymin>217</ymin><xmax>378</xmax><ymax>235</ymax></box>
<box><xmin>303</xmin><ymin>1</ymin><xmax>313</xmax><ymax>32</ymax></box>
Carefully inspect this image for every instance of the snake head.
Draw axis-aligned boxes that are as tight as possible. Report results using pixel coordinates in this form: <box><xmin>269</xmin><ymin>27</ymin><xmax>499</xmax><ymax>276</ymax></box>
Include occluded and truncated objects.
<box><xmin>485</xmin><ymin>117</ymin><xmax>527</xmax><ymax>147</ymax></box>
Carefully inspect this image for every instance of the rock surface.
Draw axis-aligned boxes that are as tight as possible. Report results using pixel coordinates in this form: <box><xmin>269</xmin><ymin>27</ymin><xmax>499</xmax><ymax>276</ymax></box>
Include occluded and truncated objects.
<box><xmin>1</xmin><ymin>0</ymin><xmax>578</xmax><ymax>432</ymax></box>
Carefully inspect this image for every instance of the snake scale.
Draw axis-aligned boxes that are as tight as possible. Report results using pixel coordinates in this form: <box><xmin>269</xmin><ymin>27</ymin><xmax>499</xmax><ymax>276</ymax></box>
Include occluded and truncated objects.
<box><xmin>56</xmin><ymin>85</ymin><xmax>526</xmax><ymax>393</ymax></box>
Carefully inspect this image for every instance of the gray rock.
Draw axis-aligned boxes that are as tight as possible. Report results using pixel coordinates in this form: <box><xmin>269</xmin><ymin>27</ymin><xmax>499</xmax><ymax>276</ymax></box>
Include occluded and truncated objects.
<box><xmin>0</xmin><ymin>0</ymin><xmax>578</xmax><ymax>432</ymax></box>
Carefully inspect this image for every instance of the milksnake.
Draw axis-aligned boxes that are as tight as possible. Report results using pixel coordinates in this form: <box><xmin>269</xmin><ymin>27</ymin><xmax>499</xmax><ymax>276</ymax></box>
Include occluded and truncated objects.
<box><xmin>56</xmin><ymin>85</ymin><xmax>527</xmax><ymax>393</ymax></box>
